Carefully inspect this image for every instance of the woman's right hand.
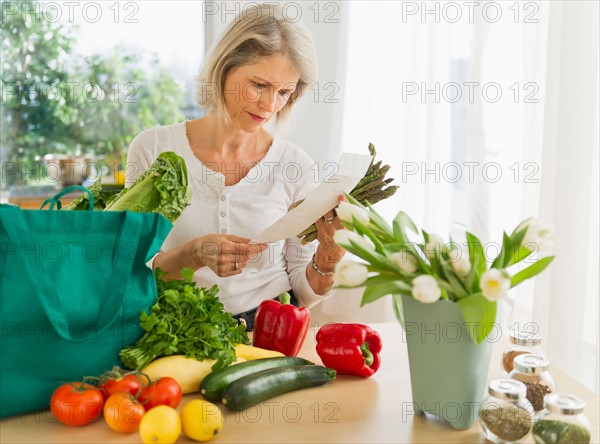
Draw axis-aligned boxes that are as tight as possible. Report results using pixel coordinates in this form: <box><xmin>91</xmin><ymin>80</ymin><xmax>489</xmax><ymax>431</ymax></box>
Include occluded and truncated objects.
<box><xmin>189</xmin><ymin>234</ymin><xmax>268</xmax><ymax>277</ymax></box>
<box><xmin>154</xmin><ymin>234</ymin><xmax>268</xmax><ymax>279</ymax></box>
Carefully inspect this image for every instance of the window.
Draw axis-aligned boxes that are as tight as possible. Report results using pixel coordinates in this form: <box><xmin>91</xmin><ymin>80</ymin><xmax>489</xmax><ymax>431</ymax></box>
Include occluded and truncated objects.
<box><xmin>1</xmin><ymin>0</ymin><xmax>205</xmax><ymax>190</ymax></box>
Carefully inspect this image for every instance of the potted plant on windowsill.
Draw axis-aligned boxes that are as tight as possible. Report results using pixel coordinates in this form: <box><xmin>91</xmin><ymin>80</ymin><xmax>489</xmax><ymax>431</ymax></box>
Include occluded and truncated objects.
<box><xmin>332</xmin><ymin>194</ymin><xmax>555</xmax><ymax>430</ymax></box>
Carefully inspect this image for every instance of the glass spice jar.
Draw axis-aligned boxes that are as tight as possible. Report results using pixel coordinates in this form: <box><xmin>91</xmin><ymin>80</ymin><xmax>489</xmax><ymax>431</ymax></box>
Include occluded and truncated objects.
<box><xmin>532</xmin><ymin>393</ymin><xmax>592</xmax><ymax>444</ymax></box>
<box><xmin>502</xmin><ymin>330</ymin><xmax>544</xmax><ymax>374</ymax></box>
<box><xmin>509</xmin><ymin>354</ymin><xmax>556</xmax><ymax>412</ymax></box>
<box><xmin>479</xmin><ymin>379</ymin><xmax>535</xmax><ymax>443</ymax></box>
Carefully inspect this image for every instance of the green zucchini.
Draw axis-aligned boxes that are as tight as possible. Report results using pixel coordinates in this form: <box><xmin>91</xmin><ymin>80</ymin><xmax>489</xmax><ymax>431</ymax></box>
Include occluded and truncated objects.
<box><xmin>200</xmin><ymin>356</ymin><xmax>312</xmax><ymax>402</ymax></box>
<box><xmin>221</xmin><ymin>365</ymin><xmax>336</xmax><ymax>411</ymax></box>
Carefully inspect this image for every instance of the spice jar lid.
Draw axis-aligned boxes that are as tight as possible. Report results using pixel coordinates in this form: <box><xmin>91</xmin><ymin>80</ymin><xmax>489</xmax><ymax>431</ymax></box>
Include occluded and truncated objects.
<box><xmin>510</xmin><ymin>330</ymin><xmax>542</xmax><ymax>346</ymax></box>
<box><xmin>488</xmin><ymin>379</ymin><xmax>527</xmax><ymax>401</ymax></box>
<box><xmin>514</xmin><ymin>354</ymin><xmax>549</xmax><ymax>374</ymax></box>
<box><xmin>544</xmin><ymin>393</ymin><xmax>586</xmax><ymax>415</ymax></box>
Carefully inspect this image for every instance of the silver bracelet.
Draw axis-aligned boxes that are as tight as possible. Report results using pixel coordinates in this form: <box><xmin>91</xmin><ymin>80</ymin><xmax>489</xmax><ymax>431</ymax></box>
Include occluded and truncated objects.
<box><xmin>311</xmin><ymin>256</ymin><xmax>335</xmax><ymax>277</ymax></box>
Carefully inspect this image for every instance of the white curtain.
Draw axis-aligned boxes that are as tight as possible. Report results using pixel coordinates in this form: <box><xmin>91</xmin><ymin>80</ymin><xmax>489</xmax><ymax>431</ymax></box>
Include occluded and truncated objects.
<box><xmin>311</xmin><ymin>0</ymin><xmax>599</xmax><ymax>393</ymax></box>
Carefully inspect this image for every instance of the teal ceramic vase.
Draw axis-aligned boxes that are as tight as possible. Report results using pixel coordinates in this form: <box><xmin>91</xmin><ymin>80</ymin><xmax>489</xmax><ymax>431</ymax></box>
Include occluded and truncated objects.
<box><xmin>394</xmin><ymin>294</ymin><xmax>493</xmax><ymax>430</ymax></box>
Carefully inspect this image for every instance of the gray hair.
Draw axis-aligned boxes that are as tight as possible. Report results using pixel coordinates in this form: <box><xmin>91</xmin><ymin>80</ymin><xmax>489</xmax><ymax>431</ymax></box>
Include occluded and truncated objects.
<box><xmin>195</xmin><ymin>3</ymin><xmax>318</xmax><ymax>135</ymax></box>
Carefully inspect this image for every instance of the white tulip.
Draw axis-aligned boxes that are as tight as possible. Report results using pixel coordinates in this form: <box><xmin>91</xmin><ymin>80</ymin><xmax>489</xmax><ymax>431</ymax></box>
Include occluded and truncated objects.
<box><xmin>451</xmin><ymin>257</ymin><xmax>472</xmax><ymax>276</ymax></box>
<box><xmin>390</xmin><ymin>251</ymin><xmax>418</xmax><ymax>273</ymax></box>
<box><xmin>334</xmin><ymin>230</ymin><xmax>374</xmax><ymax>251</ymax></box>
<box><xmin>336</xmin><ymin>201</ymin><xmax>370</xmax><ymax>225</ymax></box>
<box><xmin>447</xmin><ymin>247</ymin><xmax>460</xmax><ymax>261</ymax></box>
<box><xmin>515</xmin><ymin>218</ymin><xmax>554</xmax><ymax>256</ymax></box>
<box><xmin>447</xmin><ymin>247</ymin><xmax>471</xmax><ymax>276</ymax></box>
<box><xmin>335</xmin><ymin>261</ymin><xmax>369</xmax><ymax>287</ymax></box>
<box><xmin>480</xmin><ymin>268</ymin><xmax>511</xmax><ymax>302</ymax></box>
<box><xmin>411</xmin><ymin>275</ymin><xmax>441</xmax><ymax>303</ymax></box>
<box><xmin>424</xmin><ymin>233</ymin><xmax>445</xmax><ymax>259</ymax></box>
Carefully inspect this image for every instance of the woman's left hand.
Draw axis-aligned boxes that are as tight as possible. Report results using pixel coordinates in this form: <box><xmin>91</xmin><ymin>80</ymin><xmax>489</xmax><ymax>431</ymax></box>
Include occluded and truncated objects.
<box><xmin>313</xmin><ymin>195</ymin><xmax>347</xmax><ymax>271</ymax></box>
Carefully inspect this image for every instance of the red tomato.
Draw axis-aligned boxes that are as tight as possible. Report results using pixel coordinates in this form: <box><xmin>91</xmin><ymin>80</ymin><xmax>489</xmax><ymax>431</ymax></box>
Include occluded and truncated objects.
<box><xmin>138</xmin><ymin>377</ymin><xmax>182</xmax><ymax>410</ymax></box>
<box><xmin>103</xmin><ymin>393</ymin><xmax>145</xmax><ymax>434</ymax></box>
<box><xmin>50</xmin><ymin>382</ymin><xmax>104</xmax><ymax>426</ymax></box>
<box><xmin>98</xmin><ymin>374</ymin><xmax>143</xmax><ymax>400</ymax></box>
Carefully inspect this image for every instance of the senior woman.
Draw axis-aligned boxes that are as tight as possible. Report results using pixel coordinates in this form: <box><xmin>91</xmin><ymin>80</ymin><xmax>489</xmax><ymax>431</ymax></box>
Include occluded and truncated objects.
<box><xmin>126</xmin><ymin>4</ymin><xmax>345</xmax><ymax>329</ymax></box>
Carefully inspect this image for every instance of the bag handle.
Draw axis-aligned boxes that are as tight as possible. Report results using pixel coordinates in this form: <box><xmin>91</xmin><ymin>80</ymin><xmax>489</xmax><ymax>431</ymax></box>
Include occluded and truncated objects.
<box><xmin>41</xmin><ymin>185</ymin><xmax>95</xmax><ymax>211</ymax></box>
<box><xmin>1</xmin><ymin>206</ymin><xmax>143</xmax><ymax>342</ymax></box>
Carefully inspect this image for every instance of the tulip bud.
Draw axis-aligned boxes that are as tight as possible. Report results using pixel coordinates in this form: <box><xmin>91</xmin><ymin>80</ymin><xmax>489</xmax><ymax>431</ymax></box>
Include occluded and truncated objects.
<box><xmin>424</xmin><ymin>233</ymin><xmax>445</xmax><ymax>259</ymax></box>
<box><xmin>390</xmin><ymin>251</ymin><xmax>418</xmax><ymax>273</ymax></box>
<box><xmin>334</xmin><ymin>230</ymin><xmax>374</xmax><ymax>252</ymax></box>
<box><xmin>411</xmin><ymin>275</ymin><xmax>441</xmax><ymax>303</ymax></box>
<box><xmin>515</xmin><ymin>218</ymin><xmax>554</xmax><ymax>256</ymax></box>
<box><xmin>335</xmin><ymin>261</ymin><xmax>369</xmax><ymax>286</ymax></box>
<box><xmin>336</xmin><ymin>201</ymin><xmax>370</xmax><ymax>225</ymax></box>
<box><xmin>451</xmin><ymin>257</ymin><xmax>472</xmax><ymax>277</ymax></box>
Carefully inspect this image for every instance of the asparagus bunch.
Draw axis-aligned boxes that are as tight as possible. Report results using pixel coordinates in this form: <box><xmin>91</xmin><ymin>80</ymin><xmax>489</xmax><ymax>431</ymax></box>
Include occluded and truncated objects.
<box><xmin>295</xmin><ymin>143</ymin><xmax>399</xmax><ymax>244</ymax></box>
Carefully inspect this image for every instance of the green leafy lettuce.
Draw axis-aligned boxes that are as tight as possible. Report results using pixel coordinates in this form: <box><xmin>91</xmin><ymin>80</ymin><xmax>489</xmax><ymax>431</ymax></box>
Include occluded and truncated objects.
<box><xmin>62</xmin><ymin>179</ymin><xmax>120</xmax><ymax>210</ymax></box>
<box><xmin>104</xmin><ymin>151</ymin><xmax>192</xmax><ymax>223</ymax></box>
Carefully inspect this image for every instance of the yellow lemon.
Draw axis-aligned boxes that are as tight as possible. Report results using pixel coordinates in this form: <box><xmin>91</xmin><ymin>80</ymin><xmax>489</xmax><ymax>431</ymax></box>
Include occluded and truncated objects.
<box><xmin>180</xmin><ymin>400</ymin><xmax>224</xmax><ymax>442</ymax></box>
<box><xmin>139</xmin><ymin>405</ymin><xmax>181</xmax><ymax>444</ymax></box>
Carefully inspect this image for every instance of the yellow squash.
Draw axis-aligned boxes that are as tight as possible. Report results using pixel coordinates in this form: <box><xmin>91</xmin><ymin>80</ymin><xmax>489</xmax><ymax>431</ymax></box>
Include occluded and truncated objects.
<box><xmin>234</xmin><ymin>343</ymin><xmax>284</xmax><ymax>360</ymax></box>
<box><xmin>141</xmin><ymin>345</ymin><xmax>281</xmax><ymax>394</ymax></box>
<box><xmin>141</xmin><ymin>355</ymin><xmax>245</xmax><ymax>394</ymax></box>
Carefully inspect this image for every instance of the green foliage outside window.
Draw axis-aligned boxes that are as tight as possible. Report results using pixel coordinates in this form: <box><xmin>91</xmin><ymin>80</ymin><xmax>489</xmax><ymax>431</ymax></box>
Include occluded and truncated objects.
<box><xmin>1</xmin><ymin>0</ymin><xmax>186</xmax><ymax>186</ymax></box>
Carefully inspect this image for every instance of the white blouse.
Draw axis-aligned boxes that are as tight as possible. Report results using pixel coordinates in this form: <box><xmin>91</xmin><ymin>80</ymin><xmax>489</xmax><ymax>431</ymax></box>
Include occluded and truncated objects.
<box><xmin>125</xmin><ymin>121</ymin><xmax>331</xmax><ymax>315</ymax></box>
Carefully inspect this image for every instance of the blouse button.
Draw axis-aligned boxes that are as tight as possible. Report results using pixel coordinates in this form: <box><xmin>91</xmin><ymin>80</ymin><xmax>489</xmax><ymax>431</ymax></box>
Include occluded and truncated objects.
<box><xmin>220</xmin><ymin>195</ymin><xmax>226</xmax><ymax>201</ymax></box>
<box><xmin>221</xmin><ymin>229</ymin><xmax>227</xmax><ymax>234</ymax></box>
<box><xmin>220</xmin><ymin>212</ymin><xmax>226</xmax><ymax>217</ymax></box>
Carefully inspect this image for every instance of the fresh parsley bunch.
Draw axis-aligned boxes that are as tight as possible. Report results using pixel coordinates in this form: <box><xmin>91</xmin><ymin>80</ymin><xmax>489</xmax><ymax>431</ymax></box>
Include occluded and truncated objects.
<box><xmin>120</xmin><ymin>268</ymin><xmax>249</xmax><ymax>371</ymax></box>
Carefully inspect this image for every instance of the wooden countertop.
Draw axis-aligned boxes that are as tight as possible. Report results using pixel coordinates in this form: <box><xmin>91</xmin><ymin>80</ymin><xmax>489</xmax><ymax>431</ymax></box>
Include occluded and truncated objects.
<box><xmin>1</xmin><ymin>323</ymin><xmax>598</xmax><ymax>443</ymax></box>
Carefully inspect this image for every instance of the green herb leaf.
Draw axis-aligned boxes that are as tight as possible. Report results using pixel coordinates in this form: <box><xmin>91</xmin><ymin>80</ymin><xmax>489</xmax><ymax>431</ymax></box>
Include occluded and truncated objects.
<box><xmin>180</xmin><ymin>267</ymin><xmax>195</xmax><ymax>283</ymax></box>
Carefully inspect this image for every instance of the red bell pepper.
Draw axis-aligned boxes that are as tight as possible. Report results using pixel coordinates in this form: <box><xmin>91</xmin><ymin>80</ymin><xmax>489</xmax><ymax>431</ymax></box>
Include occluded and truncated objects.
<box><xmin>252</xmin><ymin>292</ymin><xmax>310</xmax><ymax>357</ymax></box>
<box><xmin>316</xmin><ymin>323</ymin><xmax>382</xmax><ymax>377</ymax></box>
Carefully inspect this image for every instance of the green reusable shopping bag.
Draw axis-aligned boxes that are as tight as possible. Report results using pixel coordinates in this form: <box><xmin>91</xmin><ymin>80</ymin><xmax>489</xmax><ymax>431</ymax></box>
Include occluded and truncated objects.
<box><xmin>0</xmin><ymin>186</ymin><xmax>172</xmax><ymax>418</ymax></box>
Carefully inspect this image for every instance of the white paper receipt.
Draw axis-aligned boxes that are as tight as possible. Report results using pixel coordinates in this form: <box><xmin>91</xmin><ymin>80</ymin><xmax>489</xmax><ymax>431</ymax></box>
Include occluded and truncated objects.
<box><xmin>251</xmin><ymin>152</ymin><xmax>373</xmax><ymax>243</ymax></box>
